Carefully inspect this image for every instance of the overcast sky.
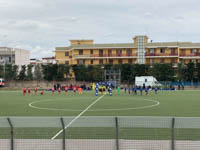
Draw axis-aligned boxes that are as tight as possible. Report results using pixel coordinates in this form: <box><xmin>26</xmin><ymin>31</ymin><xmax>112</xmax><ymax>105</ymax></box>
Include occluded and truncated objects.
<box><xmin>0</xmin><ymin>0</ymin><xmax>200</xmax><ymax>58</ymax></box>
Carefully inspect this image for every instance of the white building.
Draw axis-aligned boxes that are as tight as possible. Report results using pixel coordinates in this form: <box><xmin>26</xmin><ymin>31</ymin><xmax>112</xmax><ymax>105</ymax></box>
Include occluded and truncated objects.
<box><xmin>30</xmin><ymin>57</ymin><xmax>56</xmax><ymax>65</ymax></box>
<box><xmin>0</xmin><ymin>47</ymin><xmax>30</xmax><ymax>66</ymax></box>
<box><xmin>42</xmin><ymin>57</ymin><xmax>56</xmax><ymax>65</ymax></box>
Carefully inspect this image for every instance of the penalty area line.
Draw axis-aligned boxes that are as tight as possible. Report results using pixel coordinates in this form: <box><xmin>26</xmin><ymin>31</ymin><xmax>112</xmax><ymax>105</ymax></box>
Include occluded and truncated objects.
<box><xmin>51</xmin><ymin>94</ymin><xmax>105</xmax><ymax>140</ymax></box>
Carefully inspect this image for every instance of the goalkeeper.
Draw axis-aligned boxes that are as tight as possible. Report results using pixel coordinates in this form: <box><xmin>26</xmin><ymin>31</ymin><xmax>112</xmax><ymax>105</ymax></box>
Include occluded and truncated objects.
<box><xmin>117</xmin><ymin>86</ymin><xmax>120</xmax><ymax>95</ymax></box>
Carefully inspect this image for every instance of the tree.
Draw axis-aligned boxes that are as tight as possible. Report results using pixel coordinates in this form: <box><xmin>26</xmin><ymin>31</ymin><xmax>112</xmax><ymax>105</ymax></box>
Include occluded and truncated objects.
<box><xmin>27</xmin><ymin>64</ymin><xmax>33</xmax><ymax>80</ymax></box>
<box><xmin>151</xmin><ymin>63</ymin><xmax>174</xmax><ymax>81</ymax></box>
<box><xmin>18</xmin><ymin>65</ymin><xmax>26</xmax><ymax>80</ymax></box>
<box><xmin>56</xmin><ymin>64</ymin><xmax>66</xmax><ymax>81</ymax></box>
<box><xmin>89</xmin><ymin>65</ymin><xmax>104</xmax><ymax>82</ymax></box>
<box><xmin>72</xmin><ymin>65</ymin><xmax>87</xmax><ymax>81</ymax></box>
<box><xmin>5</xmin><ymin>64</ymin><xmax>13</xmax><ymax>80</ymax></box>
<box><xmin>34</xmin><ymin>64</ymin><xmax>42</xmax><ymax>80</ymax></box>
<box><xmin>129</xmin><ymin>64</ymin><xmax>150</xmax><ymax>82</ymax></box>
<box><xmin>0</xmin><ymin>65</ymin><xmax>4</xmax><ymax>78</ymax></box>
<box><xmin>197</xmin><ymin>63</ymin><xmax>200</xmax><ymax>82</ymax></box>
<box><xmin>42</xmin><ymin>64</ymin><xmax>70</xmax><ymax>81</ymax></box>
<box><xmin>42</xmin><ymin>64</ymin><xmax>56</xmax><ymax>81</ymax></box>
<box><xmin>12</xmin><ymin>65</ymin><xmax>18</xmax><ymax>80</ymax></box>
<box><xmin>185</xmin><ymin>62</ymin><xmax>195</xmax><ymax>81</ymax></box>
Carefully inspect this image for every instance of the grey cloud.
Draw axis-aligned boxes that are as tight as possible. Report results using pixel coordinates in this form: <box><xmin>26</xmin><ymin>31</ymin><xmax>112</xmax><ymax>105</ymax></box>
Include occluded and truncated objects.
<box><xmin>1</xmin><ymin>0</ymin><xmax>200</xmax><ymax>57</ymax></box>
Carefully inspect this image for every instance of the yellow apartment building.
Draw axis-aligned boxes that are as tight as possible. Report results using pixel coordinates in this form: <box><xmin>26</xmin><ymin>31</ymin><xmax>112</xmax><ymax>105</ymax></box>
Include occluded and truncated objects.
<box><xmin>55</xmin><ymin>35</ymin><xmax>200</xmax><ymax>66</ymax></box>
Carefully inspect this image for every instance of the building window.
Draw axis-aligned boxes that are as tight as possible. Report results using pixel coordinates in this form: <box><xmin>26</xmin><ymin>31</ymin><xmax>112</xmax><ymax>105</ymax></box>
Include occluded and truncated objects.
<box><xmin>171</xmin><ymin>48</ymin><xmax>176</xmax><ymax>55</ymax></box>
<box><xmin>90</xmin><ymin>49</ymin><xmax>93</xmax><ymax>55</ymax></box>
<box><xmin>108</xmin><ymin>49</ymin><xmax>112</xmax><ymax>56</ymax></box>
<box><xmin>171</xmin><ymin>58</ymin><xmax>175</xmax><ymax>63</ymax></box>
<box><xmin>160</xmin><ymin>48</ymin><xmax>165</xmax><ymax>53</ymax></box>
<box><xmin>150</xmin><ymin>49</ymin><xmax>155</xmax><ymax>54</ymax></box>
<box><xmin>65</xmin><ymin>61</ymin><xmax>69</xmax><ymax>64</ymax></box>
<box><xmin>150</xmin><ymin>59</ymin><xmax>154</xmax><ymax>65</ymax></box>
<box><xmin>78</xmin><ymin>60</ymin><xmax>84</xmax><ymax>65</ymax></box>
<box><xmin>99</xmin><ymin>59</ymin><xmax>103</xmax><ymax>64</ymax></box>
<box><xmin>192</xmin><ymin>49</ymin><xmax>197</xmax><ymax>54</ymax></box>
<box><xmin>118</xmin><ymin>59</ymin><xmax>122</xmax><ymax>64</ymax></box>
<box><xmin>127</xmin><ymin>49</ymin><xmax>132</xmax><ymax>56</ymax></box>
<box><xmin>79</xmin><ymin>49</ymin><xmax>83</xmax><ymax>55</ymax></box>
<box><xmin>128</xmin><ymin>59</ymin><xmax>132</xmax><ymax>64</ymax></box>
<box><xmin>65</xmin><ymin>52</ymin><xmax>69</xmax><ymax>56</ymax></box>
<box><xmin>91</xmin><ymin>60</ymin><xmax>93</xmax><ymax>64</ymax></box>
<box><xmin>160</xmin><ymin>59</ymin><xmax>164</xmax><ymax>63</ymax></box>
<box><xmin>117</xmin><ymin>49</ymin><xmax>122</xmax><ymax>56</ymax></box>
<box><xmin>99</xmin><ymin>49</ymin><xmax>103</xmax><ymax>57</ymax></box>
<box><xmin>109</xmin><ymin>59</ymin><xmax>113</xmax><ymax>64</ymax></box>
<box><xmin>192</xmin><ymin>59</ymin><xmax>197</xmax><ymax>63</ymax></box>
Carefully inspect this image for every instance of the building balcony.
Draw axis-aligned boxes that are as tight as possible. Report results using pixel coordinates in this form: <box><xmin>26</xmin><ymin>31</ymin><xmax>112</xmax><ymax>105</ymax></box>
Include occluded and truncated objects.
<box><xmin>73</xmin><ymin>54</ymin><xmax>137</xmax><ymax>59</ymax></box>
<box><xmin>179</xmin><ymin>53</ymin><xmax>200</xmax><ymax>58</ymax></box>
<box><xmin>145</xmin><ymin>53</ymin><xmax>178</xmax><ymax>57</ymax></box>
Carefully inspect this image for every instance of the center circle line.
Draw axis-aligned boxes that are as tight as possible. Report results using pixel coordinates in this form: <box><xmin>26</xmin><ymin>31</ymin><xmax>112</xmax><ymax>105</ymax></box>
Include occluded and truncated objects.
<box><xmin>28</xmin><ymin>98</ymin><xmax>160</xmax><ymax>112</ymax></box>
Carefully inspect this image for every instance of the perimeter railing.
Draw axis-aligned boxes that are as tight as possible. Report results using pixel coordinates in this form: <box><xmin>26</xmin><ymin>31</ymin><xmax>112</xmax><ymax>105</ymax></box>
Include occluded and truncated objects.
<box><xmin>1</xmin><ymin>116</ymin><xmax>200</xmax><ymax>150</ymax></box>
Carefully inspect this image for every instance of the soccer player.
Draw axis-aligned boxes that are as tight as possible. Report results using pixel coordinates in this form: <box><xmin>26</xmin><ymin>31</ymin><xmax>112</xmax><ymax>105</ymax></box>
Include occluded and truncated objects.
<box><xmin>109</xmin><ymin>87</ymin><xmax>112</xmax><ymax>96</ymax></box>
<box><xmin>78</xmin><ymin>87</ymin><xmax>82</xmax><ymax>95</ymax></box>
<box><xmin>80</xmin><ymin>87</ymin><xmax>82</xmax><ymax>94</ymax></box>
<box><xmin>40</xmin><ymin>91</ymin><xmax>44</xmax><ymax>95</ymax></box>
<box><xmin>145</xmin><ymin>87</ymin><xmax>148</xmax><ymax>95</ymax></box>
<box><xmin>73</xmin><ymin>87</ymin><xmax>76</xmax><ymax>94</ymax></box>
<box><xmin>128</xmin><ymin>87</ymin><xmax>131</xmax><ymax>94</ymax></box>
<box><xmin>95</xmin><ymin>83</ymin><xmax>99</xmax><ymax>96</ymax></box>
<box><xmin>108</xmin><ymin>84</ymin><xmax>112</xmax><ymax>96</ymax></box>
<box><xmin>51</xmin><ymin>87</ymin><xmax>55</xmax><ymax>95</ymax></box>
<box><xmin>23</xmin><ymin>88</ymin><xmax>27</xmax><ymax>96</ymax></box>
<box><xmin>134</xmin><ymin>86</ymin><xmax>137</xmax><ymax>95</ymax></box>
<box><xmin>65</xmin><ymin>86</ymin><xmax>68</xmax><ymax>95</ymax></box>
<box><xmin>58</xmin><ymin>87</ymin><xmax>61</xmax><ymax>94</ymax></box>
<box><xmin>117</xmin><ymin>86</ymin><xmax>120</xmax><ymax>95</ymax></box>
<box><xmin>34</xmin><ymin>87</ymin><xmax>38</xmax><ymax>95</ymax></box>
<box><xmin>139</xmin><ymin>86</ymin><xmax>143</xmax><ymax>95</ymax></box>
<box><xmin>155</xmin><ymin>87</ymin><xmax>158</xmax><ymax>94</ymax></box>
<box><xmin>28</xmin><ymin>88</ymin><xmax>31</xmax><ymax>96</ymax></box>
<box><xmin>124</xmin><ymin>87</ymin><xmax>127</xmax><ymax>94</ymax></box>
<box><xmin>100</xmin><ymin>87</ymin><xmax>103</xmax><ymax>95</ymax></box>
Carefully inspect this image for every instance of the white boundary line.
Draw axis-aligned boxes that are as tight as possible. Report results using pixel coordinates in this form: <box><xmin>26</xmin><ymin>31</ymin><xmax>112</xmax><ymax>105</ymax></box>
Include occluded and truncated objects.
<box><xmin>51</xmin><ymin>94</ymin><xmax>105</xmax><ymax>140</ymax></box>
<box><xmin>29</xmin><ymin>99</ymin><xmax>160</xmax><ymax>112</ymax></box>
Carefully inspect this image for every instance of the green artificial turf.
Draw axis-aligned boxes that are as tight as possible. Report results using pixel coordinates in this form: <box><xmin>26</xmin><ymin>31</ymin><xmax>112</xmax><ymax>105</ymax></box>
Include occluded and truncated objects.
<box><xmin>0</xmin><ymin>90</ymin><xmax>200</xmax><ymax>117</ymax></box>
<box><xmin>0</xmin><ymin>90</ymin><xmax>200</xmax><ymax>140</ymax></box>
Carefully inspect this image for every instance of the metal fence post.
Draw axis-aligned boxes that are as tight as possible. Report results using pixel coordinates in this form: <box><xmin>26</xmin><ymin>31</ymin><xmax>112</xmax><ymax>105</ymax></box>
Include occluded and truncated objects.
<box><xmin>7</xmin><ymin>118</ymin><xmax>14</xmax><ymax>150</ymax></box>
<box><xmin>60</xmin><ymin>117</ymin><xmax>66</xmax><ymax>150</ymax></box>
<box><xmin>171</xmin><ymin>117</ymin><xmax>175</xmax><ymax>150</ymax></box>
<box><xmin>115</xmin><ymin>117</ymin><xmax>119</xmax><ymax>150</ymax></box>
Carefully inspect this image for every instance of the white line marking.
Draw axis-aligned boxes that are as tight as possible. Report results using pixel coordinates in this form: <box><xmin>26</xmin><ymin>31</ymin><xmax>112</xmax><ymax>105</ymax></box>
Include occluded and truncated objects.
<box><xmin>29</xmin><ymin>99</ymin><xmax>159</xmax><ymax>112</ymax></box>
<box><xmin>51</xmin><ymin>94</ymin><xmax>105</xmax><ymax>140</ymax></box>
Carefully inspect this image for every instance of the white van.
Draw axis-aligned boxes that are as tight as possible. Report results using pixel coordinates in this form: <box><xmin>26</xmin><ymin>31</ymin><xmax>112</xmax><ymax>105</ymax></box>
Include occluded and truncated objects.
<box><xmin>0</xmin><ymin>78</ymin><xmax>5</xmax><ymax>87</ymax></box>
<box><xmin>135</xmin><ymin>76</ymin><xmax>161</xmax><ymax>87</ymax></box>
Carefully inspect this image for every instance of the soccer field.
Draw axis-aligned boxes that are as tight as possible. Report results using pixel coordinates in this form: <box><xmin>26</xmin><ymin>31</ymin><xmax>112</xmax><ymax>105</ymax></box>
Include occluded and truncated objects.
<box><xmin>0</xmin><ymin>90</ymin><xmax>200</xmax><ymax>117</ymax></box>
<box><xmin>1</xmin><ymin>90</ymin><xmax>200</xmax><ymax>150</ymax></box>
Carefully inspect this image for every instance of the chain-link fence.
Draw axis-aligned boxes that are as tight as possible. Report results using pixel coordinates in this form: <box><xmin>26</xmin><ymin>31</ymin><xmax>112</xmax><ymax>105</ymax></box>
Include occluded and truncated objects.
<box><xmin>1</xmin><ymin>116</ymin><xmax>200</xmax><ymax>150</ymax></box>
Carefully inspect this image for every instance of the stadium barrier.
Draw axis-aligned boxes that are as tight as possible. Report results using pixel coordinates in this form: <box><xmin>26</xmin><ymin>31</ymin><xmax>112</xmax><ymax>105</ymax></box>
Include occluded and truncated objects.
<box><xmin>1</xmin><ymin>116</ymin><xmax>200</xmax><ymax>150</ymax></box>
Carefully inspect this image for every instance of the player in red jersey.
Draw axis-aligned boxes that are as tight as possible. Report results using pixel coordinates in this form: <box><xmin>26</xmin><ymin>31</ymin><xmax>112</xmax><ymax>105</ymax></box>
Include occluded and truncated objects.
<box><xmin>101</xmin><ymin>87</ymin><xmax>103</xmax><ymax>95</ymax></box>
<box><xmin>34</xmin><ymin>87</ymin><xmax>38</xmax><ymax>95</ymax></box>
<box><xmin>23</xmin><ymin>88</ymin><xmax>27</xmax><ymax>96</ymax></box>
<box><xmin>28</xmin><ymin>88</ymin><xmax>31</xmax><ymax>95</ymax></box>
<box><xmin>51</xmin><ymin>87</ymin><xmax>55</xmax><ymax>95</ymax></box>
<box><xmin>65</xmin><ymin>86</ymin><xmax>68</xmax><ymax>95</ymax></box>
<box><xmin>73</xmin><ymin>87</ymin><xmax>76</xmax><ymax>94</ymax></box>
<box><xmin>40</xmin><ymin>91</ymin><xmax>44</xmax><ymax>95</ymax></box>
<box><xmin>58</xmin><ymin>87</ymin><xmax>61</xmax><ymax>94</ymax></box>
